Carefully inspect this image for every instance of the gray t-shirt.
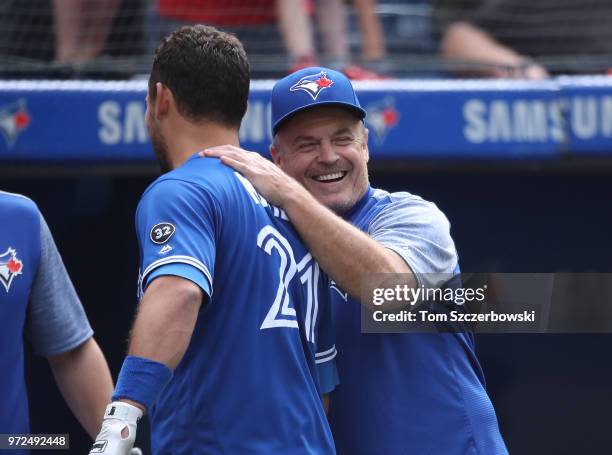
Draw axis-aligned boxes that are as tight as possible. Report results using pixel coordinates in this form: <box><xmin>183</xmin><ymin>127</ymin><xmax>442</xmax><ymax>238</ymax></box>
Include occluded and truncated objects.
<box><xmin>25</xmin><ymin>214</ymin><xmax>93</xmax><ymax>356</ymax></box>
<box><xmin>365</xmin><ymin>188</ymin><xmax>458</xmax><ymax>288</ymax></box>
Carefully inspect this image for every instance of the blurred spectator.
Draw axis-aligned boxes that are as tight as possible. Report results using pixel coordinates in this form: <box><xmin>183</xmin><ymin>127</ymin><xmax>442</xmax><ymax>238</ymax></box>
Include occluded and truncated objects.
<box><xmin>434</xmin><ymin>0</ymin><xmax>612</xmax><ymax>78</ymax></box>
<box><xmin>0</xmin><ymin>0</ymin><xmax>142</xmax><ymax>78</ymax></box>
<box><xmin>278</xmin><ymin>0</ymin><xmax>389</xmax><ymax>79</ymax></box>
<box><xmin>147</xmin><ymin>0</ymin><xmax>388</xmax><ymax>79</ymax></box>
<box><xmin>53</xmin><ymin>0</ymin><xmax>121</xmax><ymax>64</ymax></box>
<box><xmin>353</xmin><ymin>0</ymin><xmax>387</xmax><ymax>66</ymax></box>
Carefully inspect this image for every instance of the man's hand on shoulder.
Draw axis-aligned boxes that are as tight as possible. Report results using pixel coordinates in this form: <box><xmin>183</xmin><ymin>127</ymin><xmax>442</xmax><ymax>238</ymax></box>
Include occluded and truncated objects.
<box><xmin>200</xmin><ymin>145</ymin><xmax>303</xmax><ymax>208</ymax></box>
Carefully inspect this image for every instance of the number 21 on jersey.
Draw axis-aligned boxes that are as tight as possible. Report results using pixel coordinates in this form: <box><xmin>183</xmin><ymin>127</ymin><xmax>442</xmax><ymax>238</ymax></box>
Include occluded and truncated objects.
<box><xmin>257</xmin><ymin>225</ymin><xmax>319</xmax><ymax>344</ymax></box>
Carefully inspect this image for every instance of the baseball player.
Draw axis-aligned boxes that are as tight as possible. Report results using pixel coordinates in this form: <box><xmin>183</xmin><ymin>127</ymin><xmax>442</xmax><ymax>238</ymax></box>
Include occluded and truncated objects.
<box><xmin>202</xmin><ymin>67</ymin><xmax>509</xmax><ymax>454</ymax></box>
<box><xmin>0</xmin><ymin>190</ymin><xmax>119</xmax><ymax>454</ymax></box>
<box><xmin>89</xmin><ymin>28</ymin><xmax>337</xmax><ymax>454</ymax></box>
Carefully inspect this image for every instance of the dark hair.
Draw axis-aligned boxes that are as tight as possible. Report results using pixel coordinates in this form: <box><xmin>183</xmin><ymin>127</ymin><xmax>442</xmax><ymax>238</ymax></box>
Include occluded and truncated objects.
<box><xmin>148</xmin><ymin>25</ymin><xmax>250</xmax><ymax>128</ymax></box>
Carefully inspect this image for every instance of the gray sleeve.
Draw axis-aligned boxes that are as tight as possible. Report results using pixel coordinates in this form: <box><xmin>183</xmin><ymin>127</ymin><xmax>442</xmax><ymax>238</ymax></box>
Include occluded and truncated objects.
<box><xmin>368</xmin><ymin>194</ymin><xmax>458</xmax><ymax>289</ymax></box>
<box><xmin>25</xmin><ymin>213</ymin><xmax>93</xmax><ymax>356</ymax></box>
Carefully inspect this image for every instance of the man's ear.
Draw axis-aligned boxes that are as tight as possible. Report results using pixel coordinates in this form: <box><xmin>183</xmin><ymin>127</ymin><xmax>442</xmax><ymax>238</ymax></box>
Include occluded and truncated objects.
<box><xmin>269</xmin><ymin>144</ymin><xmax>282</xmax><ymax>165</ymax></box>
<box><xmin>154</xmin><ymin>82</ymin><xmax>171</xmax><ymax>120</ymax></box>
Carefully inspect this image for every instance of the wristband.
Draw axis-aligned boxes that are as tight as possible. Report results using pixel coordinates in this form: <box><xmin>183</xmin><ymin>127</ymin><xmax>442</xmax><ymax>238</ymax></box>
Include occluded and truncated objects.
<box><xmin>112</xmin><ymin>355</ymin><xmax>173</xmax><ymax>411</ymax></box>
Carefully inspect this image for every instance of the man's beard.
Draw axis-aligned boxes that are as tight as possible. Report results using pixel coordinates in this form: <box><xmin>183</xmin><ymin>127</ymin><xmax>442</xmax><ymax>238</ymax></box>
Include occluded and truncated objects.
<box><xmin>147</xmin><ymin>117</ymin><xmax>172</xmax><ymax>173</ymax></box>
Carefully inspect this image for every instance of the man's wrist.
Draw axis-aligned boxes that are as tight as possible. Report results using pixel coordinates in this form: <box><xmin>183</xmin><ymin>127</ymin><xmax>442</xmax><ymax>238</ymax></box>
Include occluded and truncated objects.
<box><xmin>282</xmin><ymin>182</ymin><xmax>316</xmax><ymax>215</ymax></box>
<box><xmin>103</xmin><ymin>401</ymin><xmax>143</xmax><ymax>423</ymax></box>
<box><xmin>112</xmin><ymin>355</ymin><xmax>173</xmax><ymax>413</ymax></box>
<box><xmin>120</xmin><ymin>399</ymin><xmax>146</xmax><ymax>414</ymax></box>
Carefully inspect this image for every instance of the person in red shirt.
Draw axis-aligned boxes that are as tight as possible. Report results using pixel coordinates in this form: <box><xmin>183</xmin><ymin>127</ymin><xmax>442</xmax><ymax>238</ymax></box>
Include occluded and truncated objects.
<box><xmin>157</xmin><ymin>0</ymin><xmax>276</xmax><ymax>26</ymax></box>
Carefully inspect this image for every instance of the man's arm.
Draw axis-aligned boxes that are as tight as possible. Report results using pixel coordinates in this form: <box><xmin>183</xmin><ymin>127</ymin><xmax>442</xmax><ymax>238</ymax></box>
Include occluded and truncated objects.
<box><xmin>26</xmin><ymin>213</ymin><xmax>115</xmax><ymax>439</ymax></box>
<box><xmin>440</xmin><ymin>21</ymin><xmax>549</xmax><ymax>79</ymax></box>
<box><xmin>281</xmin><ymin>186</ymin><xmax>415</xmax><ymax>300</ymax></box>
<box><xmin>128</xmin><ymin>275</ymin><xmax>203</xmax><ymax>376</ymax></box>
<box><xmin>201</xmin><ymin>147</ymin><xmax>413</xmax><ymax>302</ymax></box>
<box><xmin>88</xmin><ymin>276</ymin><xmax>202</xmax><ymax>454</ymax></box>
<box><xmin>116</xmin><ymin>275</ymin><xmax>203</xmax><ymax>414</ymax></box>
<box><xmin>322</xmin><ymin>394</ymin><xmax>330</xmax><ymax>413</ymax></box>
<box><xmin>117</xmin><ymin>178</ymin><xmax>213</xmax><ymax>415</ymax></box>
<box><xmin>91</xmin><ymin>177</ymin><xmax>212</xmax><ymax>454</ymax></box>
<box><xmin>47</xmin><ymin>338</ymin><xmax>113</xmax><ymax>439</ymax></box>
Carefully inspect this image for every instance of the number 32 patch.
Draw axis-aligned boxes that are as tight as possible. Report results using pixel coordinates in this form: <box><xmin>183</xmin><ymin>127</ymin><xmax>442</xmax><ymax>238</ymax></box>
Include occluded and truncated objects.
<box><xmin>150</xmin><ymin>222</ymin><xmax>176</xmax><ymax>244</ymax></box>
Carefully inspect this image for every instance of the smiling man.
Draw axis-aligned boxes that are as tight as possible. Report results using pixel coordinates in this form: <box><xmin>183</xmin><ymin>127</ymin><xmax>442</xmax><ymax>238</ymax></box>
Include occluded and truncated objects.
<box><xmin>271</xmin><ymin>104</ymin><xmax>369</xmax><ymax>216</ymax></box>
<box><xmin>203</xmin><ymin>67</ymin><xmax>508</xmax><ymax>454</ymax></box>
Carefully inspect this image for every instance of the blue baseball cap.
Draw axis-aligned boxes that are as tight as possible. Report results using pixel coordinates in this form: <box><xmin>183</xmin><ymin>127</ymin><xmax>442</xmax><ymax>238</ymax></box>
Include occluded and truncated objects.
<box><xmin>271</xmin><ymin>67</ymin><xmax>367</xmax><ymax>135</ymax></box>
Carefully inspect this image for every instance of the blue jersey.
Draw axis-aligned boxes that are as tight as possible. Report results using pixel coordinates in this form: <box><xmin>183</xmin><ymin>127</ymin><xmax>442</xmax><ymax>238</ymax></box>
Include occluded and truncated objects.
<box><xmin>136</xmin><ymin>155</ymin><xmax>337</xmax><ymax>455</ymax></box>
<box><xmin>0</xmin><ymin>192</ymin><xmax>39</xmax><ymax>439</ymax></box>
<box><xmin>0</xmin><ymin>191</ymin><xmax>92</xmax><ymax>452</ymax></box>
<box><xmin>327</xmin><ymin>187</ymin><xmax>507</xmax><ymax>455</ymax></box>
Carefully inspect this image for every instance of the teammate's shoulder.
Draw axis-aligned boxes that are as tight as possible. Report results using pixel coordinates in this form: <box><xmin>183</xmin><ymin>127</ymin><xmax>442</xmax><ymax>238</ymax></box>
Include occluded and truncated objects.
<box><xmin>0</xmin><ymin>191</ymin><xmax>42</xmax><ymax>233</ymax></box>
<box><xmin>141</xmin><ymin>155</ymin><xmax>217</xmax><ymax>191</ymax></box>
<box><xmin>159</xmin><ymin>156</ymin><xmax>235</xmax><ymax>190</ymax></box>
<box><xmin>138</xmin><ymin>158</ymin><xmax>237</xmax><ymax>211</ymax></box>
<box><xmin>177</xmin><ymin>154</ymin><xmax>235</xmax><ymax>181</ymax></box>
<box><xmin>138</xmin><ymin>176</ymin><xmax>200</xmax><ymax>213</ymax></box>
<box><xmin>0</xmin><ymin>190</ymin><xmax>40</xmax><ymax>214</ymax></box>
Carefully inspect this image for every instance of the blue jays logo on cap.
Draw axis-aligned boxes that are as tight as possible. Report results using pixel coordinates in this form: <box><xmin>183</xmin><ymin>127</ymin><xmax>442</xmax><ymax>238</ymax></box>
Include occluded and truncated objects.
<box><xmin>290</xmin><ymin>71</ymin><xmax>334</xmax><ymax>101</ymax></box>
<box><xmin>272</xmin><ymin>67</ymin><xmax>366</xmax><ymax>135</ymax></box>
